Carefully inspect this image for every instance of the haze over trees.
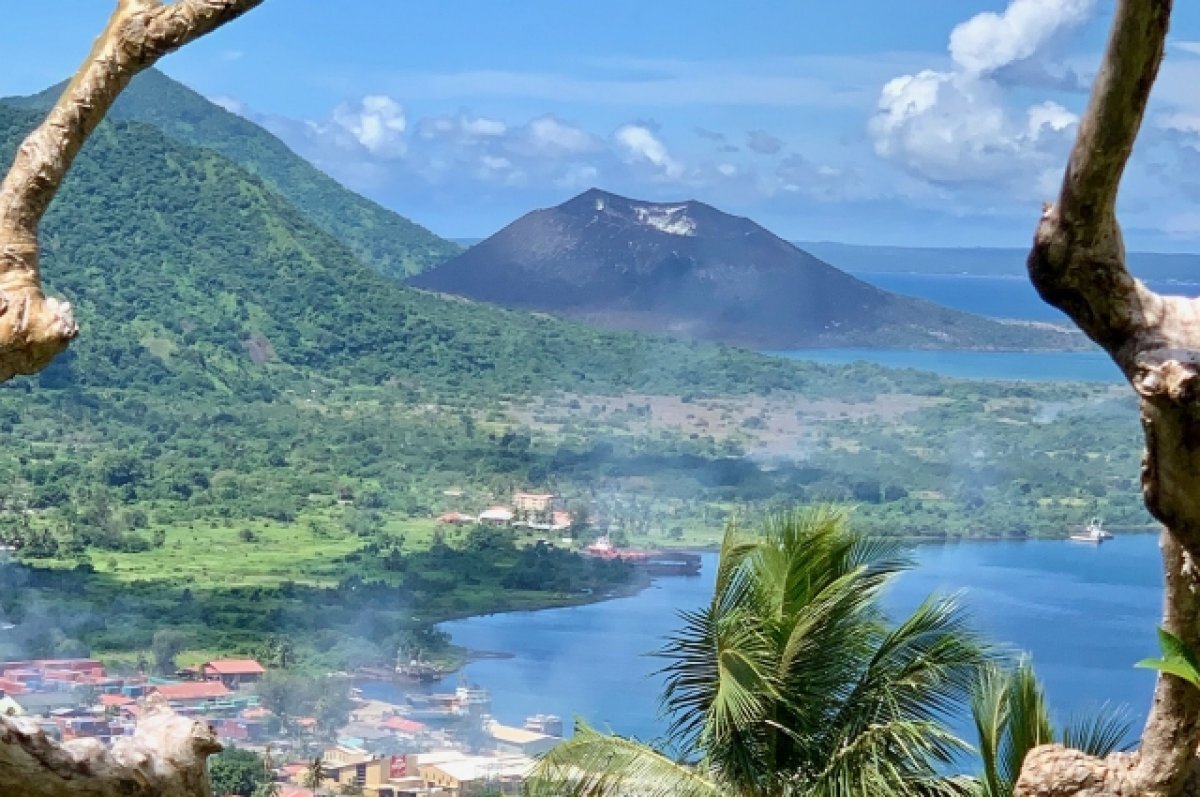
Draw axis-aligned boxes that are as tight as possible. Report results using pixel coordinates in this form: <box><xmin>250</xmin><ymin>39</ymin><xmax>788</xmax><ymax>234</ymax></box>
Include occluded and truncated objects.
<box><xmin>0</xmin><ymin>2</ymin><xmax>263</xmax><ymax>795</ymax></box>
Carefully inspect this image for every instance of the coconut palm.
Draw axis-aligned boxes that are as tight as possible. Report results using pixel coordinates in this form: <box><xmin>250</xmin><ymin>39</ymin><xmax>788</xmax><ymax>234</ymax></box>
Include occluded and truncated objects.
<box><xmin>531</xmin><ymin>507</ymin><xmax>987</xmax><ymax>797</ymax></box>
<box><xmin>303</xmin><ymin>754</ymin><xmax>325</xmax><ymax>796</ymax></box>
<box><xmin>971</xmin><ymin>659</ymin><xmax>1131</xmax><ymax>797</ymax></box>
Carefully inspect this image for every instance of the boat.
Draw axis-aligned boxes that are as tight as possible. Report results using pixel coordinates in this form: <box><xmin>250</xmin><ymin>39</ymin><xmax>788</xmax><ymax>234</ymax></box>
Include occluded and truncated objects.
<box><xmin>395</xmin><ymin>650</ymin><xmax>445</xmax><ymax>683</ymax></box>
<box><xmin>1069</xmin><ymin>518</ymin><xmax>1114</xmax><ymax>544</ymax></box>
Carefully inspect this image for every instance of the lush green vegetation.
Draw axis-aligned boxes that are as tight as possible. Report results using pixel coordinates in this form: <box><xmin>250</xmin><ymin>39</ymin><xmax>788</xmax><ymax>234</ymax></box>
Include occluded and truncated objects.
<box><xmin>533</xmin><ymin>509</ymin><xmax>987</xmax><ymax>797</ymax></box>
<box><xmin>971</xmin><ymin>661</ymin><xmax>1130</xmax><ymax>797</ymax></box>
<box><xmin>4</xmin><ymin>70</ymin><xmax>461</xmax><ymax>281</ymax></box>
<box><xmin>0</xmin><ymin>90</ymin><xmax>1152</xmax><ymax>673</ymax></box>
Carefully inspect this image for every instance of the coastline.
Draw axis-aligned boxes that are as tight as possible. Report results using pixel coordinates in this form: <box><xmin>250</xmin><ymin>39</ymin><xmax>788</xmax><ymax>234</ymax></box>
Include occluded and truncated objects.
<box><xmin>426</xmin><ymin>528</ymin><xmax>1162</xmax><ymax>676</ymax></box>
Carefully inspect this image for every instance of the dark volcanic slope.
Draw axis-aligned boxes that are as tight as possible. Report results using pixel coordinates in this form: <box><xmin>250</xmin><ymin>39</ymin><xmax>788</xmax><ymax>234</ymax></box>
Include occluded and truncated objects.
<box><xmin>412</xmin><ymin>189</ymin><xmax>1077</xmax><ymax>350</ymax></box>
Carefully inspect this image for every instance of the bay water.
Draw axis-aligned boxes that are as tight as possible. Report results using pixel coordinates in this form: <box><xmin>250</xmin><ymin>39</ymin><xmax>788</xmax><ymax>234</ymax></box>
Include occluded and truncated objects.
<box><xmin>366</xmin><ymin>272</ymin><xmax>1174</xmax><ymax>750</ymax></box>
<box><xmin>424</xmin><ymin>535</ymin><xmax>1161</xmax><ymax>745</ymax></box>
<box><xmin>764</xmin><ymin>272</ymin><xmax>1200</xmax><ymax>382</ymax></box>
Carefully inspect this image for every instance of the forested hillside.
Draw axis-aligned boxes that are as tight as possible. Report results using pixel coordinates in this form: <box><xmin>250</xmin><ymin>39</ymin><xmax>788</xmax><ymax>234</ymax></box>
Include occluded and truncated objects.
<box><xmin>0</xmin><ymin>103</ymin><xmax>839</xmax><ymax>399</ymax></box>
<box><xmin>0</xmin><ymin>99</ymin><xmax>1148</xmax><ymax>670</ymax></box>
<box><xmin>4</xmin><ymin>70</ymin><xmax>460</xmax><ymax>281</ymax></box>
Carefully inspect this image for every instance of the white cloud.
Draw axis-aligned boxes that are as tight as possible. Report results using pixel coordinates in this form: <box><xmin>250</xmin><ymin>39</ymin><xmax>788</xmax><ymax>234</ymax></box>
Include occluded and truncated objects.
<box><xmin>417</xmin><ymin>113</ymin><xmax>507</xmax><ymax>142</ymax></box>
<box><xmin>870</xmin><ymin>0</ymin><xmax>1090</xmax><ymax>190</ymax></box>
<box><xmin>613</xmin><ymin>125</ymin><xmax>683</xmax><ymax>179</ymax></box>
<box><xmin>330</xmin><ymin>95</ymin><xmax>408</xmax><ymax>158</ymax></box>
<box><xmin>524</xmin><ymin>116</ymin><xmax>600</xmax><ymax>155</ymax></box>
<box><xmin>556</xmin><ymin>163</ymin><xmax>601</xmax><ymax>189</ymax></box>
<box><xmin>948</xmin><ymin>0</ymin><xmax>1096</xmax><ymax>75</ymax></box>
<box><xmin>208</xmin><ymin>95</ymin><xmax>246</xmax><ymax>115</ymax></box>
<box><xmin>1174</xmin><ymin>42</ymin><xmax>1200</xmax><ymax>57</ymax></box>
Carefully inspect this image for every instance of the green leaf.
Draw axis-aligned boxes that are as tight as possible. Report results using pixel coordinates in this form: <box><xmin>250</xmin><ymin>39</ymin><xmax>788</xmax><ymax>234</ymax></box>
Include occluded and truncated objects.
<box><xmin>1134</xmin><ymin>628</ymin><xmax>1200</xmax><ymax>688</ymax></box>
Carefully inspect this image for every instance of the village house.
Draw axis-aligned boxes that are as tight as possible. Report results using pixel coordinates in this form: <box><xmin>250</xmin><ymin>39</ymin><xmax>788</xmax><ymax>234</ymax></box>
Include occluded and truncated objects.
<box><xmin>477</xmin><ymin>506</ymin><xmax>514</xmax><ymax>526</ymax></box>
<box><xmin>482</xmin><ymin>718</ymin><xmax>558</xmax><ymax>757</ymax></box>
<box><xmin>417</xmin><ymin>750</ymin><xmax>534</xmax><ymax>797</ymax></box>
<box><xmin>199</xmin><ymin>658</ymin><xmax>265</xmax><ymax>689</ymax></box>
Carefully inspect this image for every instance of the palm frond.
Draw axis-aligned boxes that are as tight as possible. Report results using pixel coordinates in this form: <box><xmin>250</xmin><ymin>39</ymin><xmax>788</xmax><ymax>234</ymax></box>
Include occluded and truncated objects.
<box><xmin>827</xmin><ymin>594</ymin><xmax>985</xmax><ymax>756</ymax></box>
<box><xmin>529</xmin><ymin>721</ymin><xmax>723</xmax><ymax>797</ymax></box>
<box><xmin>804</xmin><ymin>719</ymin><xmax>975</xmax><ymax>797</ymax></box>
<box><xmin>1060</xmin><ymin>703</ymin><xmax>1133</xmax><ymax>758</ymax></box>
<box><xmin>996</xmin><ymin>659</ymin><xmax>1053</xmax><ymax>788</ymax></box>
<box><xmin>970</xmin><ymin>664</ymin><xmax>1012</xmax><ymax>797</ymax></box>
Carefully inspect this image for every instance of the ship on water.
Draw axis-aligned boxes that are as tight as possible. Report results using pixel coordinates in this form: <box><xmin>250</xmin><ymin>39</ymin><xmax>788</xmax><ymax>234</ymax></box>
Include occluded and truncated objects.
<box><xmin>584</xmin><ymin>535</ymin><xmax>702</xmax><ymax>576</ymax></box>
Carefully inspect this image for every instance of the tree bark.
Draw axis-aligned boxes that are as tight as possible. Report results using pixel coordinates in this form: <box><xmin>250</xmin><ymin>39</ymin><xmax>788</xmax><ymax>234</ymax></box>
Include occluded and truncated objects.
<box><xmin>1014</xmin><ymin>1</ymin><xmax>1200</xmax><ymax>795</ymax></box>
<box><xmin>0</xmin><ymin>696</ymin><xmax>222</xmax><ymax>797</ymax></box>
<box><xmin>0</xmin><ymin>0</ymin><xmax>262</xmax><ymax>382</ymax></box>
<box><xmin>0</xmin><ymin>1</ymin><xmax>260</xmax><ymax>794</ymax></box>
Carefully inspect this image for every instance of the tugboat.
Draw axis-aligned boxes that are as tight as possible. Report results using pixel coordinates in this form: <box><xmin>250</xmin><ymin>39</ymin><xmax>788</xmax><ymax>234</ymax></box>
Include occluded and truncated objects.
<box><xmin>1069</xmin><ymin>518</ymin><xmax>1114</xmax><ymax>544</ymax></box>
<box><xmin>395</xmin><ymin>650</ymin><xmax>444</xmax><ymax>683</ymax></box>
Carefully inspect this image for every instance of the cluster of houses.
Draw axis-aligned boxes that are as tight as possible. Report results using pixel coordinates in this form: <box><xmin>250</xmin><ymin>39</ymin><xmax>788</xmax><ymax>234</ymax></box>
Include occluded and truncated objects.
<box><xmin>284</xmin><ymin>703</ymin><xmax>560</xmax><ymax>797</ymax></box>
<box><xmin>0</xmin><ymin>657</ymin><xmax>268</xmax><ymax>744</ymax></box>
<box><xmin>438</xmin><ymin>491</ymin><xmax>573</xmax><ymax>531</ymax></box>
<box><xmin>0</xmin><ymin>656</ymin><xmax>563</xmax><ymax>797</ymax></box>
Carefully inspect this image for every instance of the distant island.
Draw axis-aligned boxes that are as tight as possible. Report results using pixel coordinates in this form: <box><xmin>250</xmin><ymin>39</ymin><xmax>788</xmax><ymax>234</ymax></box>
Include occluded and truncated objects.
<box><xmin>412</xmin><ymin>189</ymin><xmax>1081</xmax><ymax>351</ymax></box>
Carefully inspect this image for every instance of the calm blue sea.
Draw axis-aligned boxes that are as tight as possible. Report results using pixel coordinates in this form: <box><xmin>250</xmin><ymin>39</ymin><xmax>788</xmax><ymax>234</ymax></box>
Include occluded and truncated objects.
<box><xmin>357</xmin><ymin>535</ymin><xmax>1162</xmax><ymax>748</ymax></box>
<box><xmin>763</xmin><ymin>272</ymin><xmax>1200</xmax><ymax>382</ymax></box>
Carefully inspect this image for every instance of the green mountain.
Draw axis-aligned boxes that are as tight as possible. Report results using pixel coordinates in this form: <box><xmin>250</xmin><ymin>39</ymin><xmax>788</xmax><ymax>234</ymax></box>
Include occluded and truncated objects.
<box><xmin>0</xmin><ymin>102</ymin><xmax>859</xmax><ymax>399</ymax></box>
<box><xmin>3</xmin><ymin>69</ymin><xmax>460</xmax><ymax>281</ymax></box>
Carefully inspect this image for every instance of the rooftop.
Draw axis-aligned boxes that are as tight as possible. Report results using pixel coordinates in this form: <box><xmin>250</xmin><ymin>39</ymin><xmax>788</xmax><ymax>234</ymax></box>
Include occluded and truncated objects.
<box><xmin>149</xmin><ymin>682</ymin><xmax>232</xmax><ymax>701</ymax></box>
<box><xmin>486</xmin><ymin>721</ymin><xmax>554</xmax><ymax>746</ymax></box>
<box><xmin>201</xmin><ymin>659</ymin><xmax>265</xmax><ymax>676</ymax></box>
<box><xmin>426</xmin><ymin>753</ymin><xmax>535</xmax><ymax>783</ymax></box>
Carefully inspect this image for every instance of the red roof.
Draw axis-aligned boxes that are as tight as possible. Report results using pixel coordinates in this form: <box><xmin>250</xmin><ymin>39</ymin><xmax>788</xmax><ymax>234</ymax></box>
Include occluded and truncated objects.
<box><xmin>279</xmin><ymin>787</ymin><xmax>315</xmax><ymax>797</ymax></box>
<box><xmin>202</xmin><ymin>659</ymin><xmax>265</xmax><ymax>676</ymax></box>
<box><xmin>100</xmin><ymin>694</ymin><xmax>134</xmax><ymax>707</ymax></box>
<box><xmin>382</xmin><ymin>716</ymin><xmax>426</xmax><ymax>734</ymax></box>
<box><xmin>0</xmin><ymin>679</ymin><xmax>27</xmax><ymax>696</ymax></box>
<box><xmin>150</xmin><ymin>682</ymin><xmax>231</xmax><ymax>701</ymax></box>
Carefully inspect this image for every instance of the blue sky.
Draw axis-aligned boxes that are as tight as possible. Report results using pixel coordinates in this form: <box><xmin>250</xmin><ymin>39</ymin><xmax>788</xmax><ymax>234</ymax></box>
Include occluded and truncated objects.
<box><xmin>5</xmin><ymin>1</ymin><xmax>1200</xmax><ymax>249</ymax></box>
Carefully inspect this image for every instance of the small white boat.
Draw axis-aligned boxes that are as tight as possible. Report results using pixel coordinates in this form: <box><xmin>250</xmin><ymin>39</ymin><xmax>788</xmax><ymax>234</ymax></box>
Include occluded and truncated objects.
<box><xmin>1069</xmin><ymin>518</ymin><xmax>1113</xmax><ymax>544</ymax></box>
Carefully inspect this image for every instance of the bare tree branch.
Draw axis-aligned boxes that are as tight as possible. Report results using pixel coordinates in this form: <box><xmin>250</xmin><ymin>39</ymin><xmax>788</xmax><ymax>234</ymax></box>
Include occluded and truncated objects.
<box><xmin>1027</xmin><ymin>0</ymin><xmax>1172</xmax><ymax>374</ymax></box>
<box><xmin>1015</xmin><ymin>2</ymin><xmax>1200</xmax><ymax>796</ymax></box>
<box><xmin>0</xmin><ymin>0</ymin><xmax>262</xmax><ymax>382</ymax></box>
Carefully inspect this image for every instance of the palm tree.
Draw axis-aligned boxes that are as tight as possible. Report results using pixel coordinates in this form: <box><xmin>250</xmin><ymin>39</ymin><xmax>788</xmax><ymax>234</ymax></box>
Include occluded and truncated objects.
<box><xmin>531</xmin><ymin>507</ymin><xmax>987</xmax><ymax>797</ymax></box>
<box><xmin>303</xmin><ymin>754</ymin><xmax>325</xmax><ymax>796</ymax></box>
<box><xmin>971</xmin><ymin>659</ymin><xmax>1130</xmax><ymax>797</ymax></box>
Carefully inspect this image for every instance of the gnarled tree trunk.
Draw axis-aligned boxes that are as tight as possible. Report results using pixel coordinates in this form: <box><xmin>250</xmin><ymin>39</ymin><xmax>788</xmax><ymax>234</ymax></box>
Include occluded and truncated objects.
<box><xmin>1013</xmin><ymin>1</ymin><xmax>1200</xmax><ymax>796</ymax></box>
<box><xmin>0</xmin><ymin>0</ymin><xmax>261</xmax><ymax>382</ymax></box>
<box><xmin>0</xmin><ymin>696</ymin><xmax>222</xmax><ymax>797</ymax></box>
<box><xmin>0</xmin><ymin>1</ymin><xmax>260</xmax><ymax>794</ymax></box>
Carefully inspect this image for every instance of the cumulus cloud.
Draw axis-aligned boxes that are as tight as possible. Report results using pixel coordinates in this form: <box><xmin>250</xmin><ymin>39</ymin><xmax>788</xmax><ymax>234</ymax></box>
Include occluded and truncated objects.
<box><xmin>613</xmin><ymin>124</ymin><xmax>684</xmax><ymax>179</ymax></box>
<box><xmin>746</xmin><ymin>130</ymin><xmax>784</xmax><ymax>155</ymax></box>
<box><xmin>522</xmin><ymin>116</ymin><xmax>602</xmax><ymax>155</ymax></box>
<box><xmin>870</xmin><ymin>0</ymin><xmax>1092</xmax><ymax>191</ymax></box>
<box><xmin>948</xmin><ymin>0</ymin><xmax>1095</xmax><ymax>75</ymax></box>
<box><xmin>417</xmin><ymin>113</ymin><xmax>507</xmax><ymax>142</ymax></box>
<box><xmin>329</xmin><ymin>95</ymin><xmax>408</xmax><ymax>157</ymax></box>
<box><xmin>209</xmin><ymin>95</ymin><xmax>246</xmax><ymax>115</ymax></box>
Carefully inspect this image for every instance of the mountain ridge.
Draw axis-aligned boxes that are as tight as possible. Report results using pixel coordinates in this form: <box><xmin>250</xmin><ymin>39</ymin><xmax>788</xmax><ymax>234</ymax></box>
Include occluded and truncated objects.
<box><xmin>2</xmin><ymin>69</ymin><xmax>460</xmax><ymax>281</ymax></box>
<box><xmin>412</xmin><ymin>188</ymin><xmax>1080</xmax><ymax>350</ymax></box>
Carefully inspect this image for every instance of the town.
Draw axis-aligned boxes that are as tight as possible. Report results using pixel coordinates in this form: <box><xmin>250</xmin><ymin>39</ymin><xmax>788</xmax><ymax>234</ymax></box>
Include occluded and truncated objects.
<box><xmin>0</xmin><ymin>653</ymin><xmax>561</xmax><ymax>796</ymax></box>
